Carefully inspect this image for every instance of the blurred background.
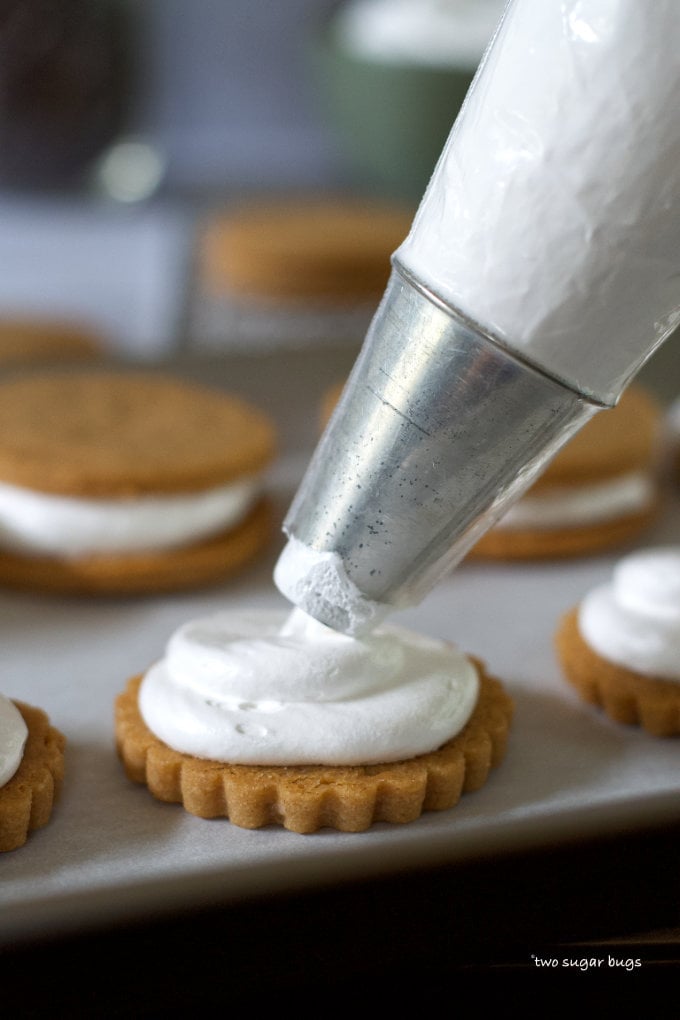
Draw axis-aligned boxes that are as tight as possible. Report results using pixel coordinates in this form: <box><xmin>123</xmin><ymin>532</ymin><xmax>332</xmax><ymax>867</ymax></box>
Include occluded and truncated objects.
<box><xmin>0</xmin><ymin>0</ymin><xmax>515</xmax><ymax>360</ymax></box>
<box><xmin>0</xmin><ymin>0</ymin><xmax>675</xmax><ymax>397</ymax></box>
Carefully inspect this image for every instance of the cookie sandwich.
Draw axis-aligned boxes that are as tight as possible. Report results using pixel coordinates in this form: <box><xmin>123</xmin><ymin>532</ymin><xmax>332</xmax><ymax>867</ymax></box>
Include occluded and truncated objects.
<box><xmin>0</xmin><ymin>316</ymin><xmax>103</xmax><ymax>368</ymax></box>
<box><xmin>555</xmin><ymin>547</ymin><xmax>680</xmax><ymax>736</ymax></box>
<box><xmin>116</xmin><ymin>607</ymin><xmax>514</xmax><ymax>834</ymax></box>
<box><xmin>0</xmin><ymin>370</ymin><xmax>276</xmax><ymax>594</ymax></box>
<box><xmin>0</xmin><ymin>693</ymin><xmax>65</xmax><ymax>852</ymax></box>
<box><xmin>194</xmin><ymin>196</ymin><xmax>414</xmax><ymax>348</ymax></box>
<box><xmin>471</xmin><ymin>386</ymin><xmax>663</xmax><ymax>560</ymax></box>
<box><xmin>201</xmin><ymin>196</ymin><xmax>412</xmax><ymax>305</ymax></box>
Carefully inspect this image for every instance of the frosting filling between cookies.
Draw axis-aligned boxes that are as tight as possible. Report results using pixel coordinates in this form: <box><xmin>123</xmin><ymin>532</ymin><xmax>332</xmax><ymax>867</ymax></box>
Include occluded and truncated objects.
<box><xmin>139</xmin><ymin>607</ymin><xmax>479</xmax><ymax>765</ymax></box>
<box><xmin>494</xmin><ymin>471</ymin><xmax>654</xmax><ymax>531</ymax></box>
<box><xmin>0</xmin><ymin>476</ymin><xmax>262</xmax><ymax>556</ymax></box>
<box><xmin>578</xmin><ymin>547</ymin><xmax>680</xmax><ymax>680</ymax></box>
<box><xmin>0</xmin><ymin>694</ymin><xmax>28</xmax><ymax>787</ymax></box>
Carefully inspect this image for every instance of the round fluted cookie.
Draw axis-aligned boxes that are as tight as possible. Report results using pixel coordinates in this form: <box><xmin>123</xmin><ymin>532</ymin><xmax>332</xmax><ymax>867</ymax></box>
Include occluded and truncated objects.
<box><xmin>0</xmin><ymin>700</ymin><xmax>65</xmax><ymax>853</ymax></box>
<box><xmin>555</xmin><ymin>606</ymin><xmax>680</xmax><ymax>737</ymax></box>
<box><xmin>554</xmin><ymin>548</ymin><xmax>680</xmax><ymax>737</ymax></box>
<box><xmin>115</xmin><ymin>661</ymin><xmax>513</xmax><ymax>834</ymax></box>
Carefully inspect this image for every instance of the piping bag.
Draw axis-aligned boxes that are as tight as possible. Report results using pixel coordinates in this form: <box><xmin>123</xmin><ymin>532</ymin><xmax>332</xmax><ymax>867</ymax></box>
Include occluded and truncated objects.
<box><xmin>275</xmin><ymin>0</ymin><xmax>680</xmax><ymax>636</ymax></box>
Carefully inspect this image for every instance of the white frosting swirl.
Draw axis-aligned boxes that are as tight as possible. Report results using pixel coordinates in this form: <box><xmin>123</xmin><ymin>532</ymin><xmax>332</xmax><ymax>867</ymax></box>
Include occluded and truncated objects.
<box><xmin>139</xmin><ymin>608</ymin><xmax>479</xmax><ymax>765</ymax></box>
<box><xmin>578</xmin><ymin>547</ymin><xmax>680</xmax><ymax>680</ymax></box>
<box><xmin>496</xmin><ymin>471</ymin><xmax>654</xmax><ymax>531</ymax></box>
<box><xmin>0</xmin><ymin>694</ymin><xmax>28</xmax><ymax>787</ymax></box>
<box><xmin>0</xmin><ymin>476</ymin><xmax>261</xmax><ymax>557</ymax></box>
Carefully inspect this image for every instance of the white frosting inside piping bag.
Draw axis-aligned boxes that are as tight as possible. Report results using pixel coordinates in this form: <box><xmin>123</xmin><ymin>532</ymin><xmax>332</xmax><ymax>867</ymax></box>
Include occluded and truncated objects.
<box><xmin>495</xmin><ymin>471</ymin><xmax>654</xmax><ymax>531</ymax></box>
<box><xmin>0</xmin><ymin>694</ymin><xmax>28</xmax><ymax>788</ymax></box>
<box><xmin>0</xmin><ymin>476</ymin><xmax>261</xmax><ymax>557</ymax></box>
<box><xmin>139</xmin><ymin>608</ymin><xmax>479</xmax><ymax>766</ymax></box>
<box><xmin>578</xmin><ymin>547</ymin><xmax>680</xmax><ymax>680</ymax></box>
<box><xmin>397</xmin><ymin>0</ymin><xmax>680</xmax><ymax>401</ymax></box>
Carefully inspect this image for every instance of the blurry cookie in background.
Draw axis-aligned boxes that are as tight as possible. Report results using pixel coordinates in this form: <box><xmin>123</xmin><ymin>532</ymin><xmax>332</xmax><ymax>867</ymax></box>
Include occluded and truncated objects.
<box><xmin>0</xmin><ymin>317</ymin><xmax>104</xmax><ymax>368</ymax></box>
<box><xmin>667</xmin><ymin>396</ymin><xmax>680</xmax><ymax>486</ymax></box>
<box><xmin>470</xmin><ymin>386</ymin><xmax>664</xmax><ymax>561</ymax></box>
<box><xmin>0</xmin><ymin>370</ymin><xmax>277</xmax><ymax>595</ymax></box>
<box><xmin>555</xmin><ymin>547</ymin><xmax>680</xmax><ymax>736</ymax></box>
<box><xmin>192</xmin><ymin>195</ymin><xmax>414</xmax><ymax>349</ymax></box>
<box><xmin>0</xmin><ymin>693</ymin><xmax>65</xmax><ymax>852</ymax></box>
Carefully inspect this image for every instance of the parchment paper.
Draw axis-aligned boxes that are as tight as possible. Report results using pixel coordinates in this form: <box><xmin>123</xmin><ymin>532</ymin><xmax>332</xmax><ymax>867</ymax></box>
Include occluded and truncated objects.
<box><xmin>2</xmin><ymin>458</ymin><xmax>679</xmax><ymax>945</ymax></box>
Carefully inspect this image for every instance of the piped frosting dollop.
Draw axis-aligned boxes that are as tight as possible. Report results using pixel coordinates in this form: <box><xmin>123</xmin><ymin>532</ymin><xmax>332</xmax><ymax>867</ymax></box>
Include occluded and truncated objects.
<box><xmin>0</xmin><ymin>694</ymin><xmax>28</xmax><ymax>787</ymax></box>
<box><xmin>578</xmin><ymin>547</ymin><xmax>680</xmax><ymax>680</ymax></box>
<box><xmin>139</xmin><ymin>608</ymin><xmax>479</xmax><ymax>766</ymax></box>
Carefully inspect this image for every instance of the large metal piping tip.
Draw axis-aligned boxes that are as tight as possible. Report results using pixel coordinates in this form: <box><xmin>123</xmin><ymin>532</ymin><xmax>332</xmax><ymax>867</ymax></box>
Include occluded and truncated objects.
<box><xmin>275</xmin><ymin>265</ymin><xmax>597</xmax><ymax>634</ymax></box>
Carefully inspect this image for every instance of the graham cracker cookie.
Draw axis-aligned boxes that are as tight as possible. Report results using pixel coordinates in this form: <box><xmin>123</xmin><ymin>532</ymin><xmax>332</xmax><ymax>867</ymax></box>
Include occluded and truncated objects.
<box><xmin>0</xmin><ymin>701</ymin><xmax>65</xmax><ymax>852</ymax></box>
<box><xmin>115</xmin><ymin>663</ymin><xmax>513</xmax><ymax>834</ymax></box>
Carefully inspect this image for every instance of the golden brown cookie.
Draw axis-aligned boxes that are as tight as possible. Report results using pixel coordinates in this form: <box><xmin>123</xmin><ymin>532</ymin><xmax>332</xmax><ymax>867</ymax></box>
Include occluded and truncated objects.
<box><xmin>0</xmin><ymin>317</ymin><xmax>103</xmax><ymax>366</ymax></box>
<box><xmin>0</xmin><ymin>701</ymin><xmax>66</xmax><ymax>852</ymax></box>
<box><xmin>115</xmin><ymin>663</ymin><xmax>513</xmax><ymax>834</ymax></box>
<box><xmin>470</xmin><ymin>386</ymin><xmax>663</xmax><ymax>560</ymax></box>
<box><xmin>0</xmin><ymin>370</ymin><xmax>277</xmax><ymax>594</ymax></box>
<box><xmin>200</xmin><ymin>196</ymin><xmax>413</xmax><ymax>303</ymax></box>
<box><xmin>0</xmin><ymin>370</ymin><xmax>275</xmax><ymax>495</ymax></box>
<box><xmin>555</xmin><ymin>607</ymin><xmax>680</xmax><ymax>737</ymax></box>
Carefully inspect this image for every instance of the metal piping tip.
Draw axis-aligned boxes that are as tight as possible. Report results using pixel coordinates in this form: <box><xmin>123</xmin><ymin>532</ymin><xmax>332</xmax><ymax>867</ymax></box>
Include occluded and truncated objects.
<box><xmin>275</xmin><ymin>264</ymin><xmax>598</xmax><ymax>635</ymax></box>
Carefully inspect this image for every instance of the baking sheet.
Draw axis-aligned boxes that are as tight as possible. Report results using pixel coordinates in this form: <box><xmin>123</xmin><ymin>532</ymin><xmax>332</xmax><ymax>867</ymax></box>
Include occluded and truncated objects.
<box><xmin>2</xmin><ymin>457</ymin><xmax>679</xmax><ymax>945</ymax></box>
